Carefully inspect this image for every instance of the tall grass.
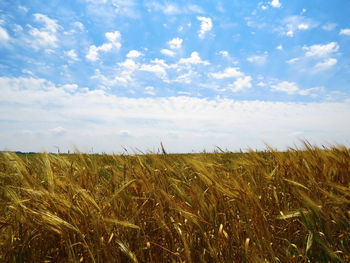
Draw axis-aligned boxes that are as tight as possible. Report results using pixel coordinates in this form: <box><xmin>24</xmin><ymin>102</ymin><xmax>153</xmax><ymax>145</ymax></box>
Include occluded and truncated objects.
<box><xmin>1</xmin><ymin>142</ymin><xmax>349</xmax><ymax>262</ymax></box>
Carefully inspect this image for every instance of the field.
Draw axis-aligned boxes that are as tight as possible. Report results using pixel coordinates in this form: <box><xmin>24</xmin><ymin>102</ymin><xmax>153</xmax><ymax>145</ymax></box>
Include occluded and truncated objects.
<box><xmin>1</xmin><ymin>142</ymin><xmax>350</xmax><ymax>262</ymax></box>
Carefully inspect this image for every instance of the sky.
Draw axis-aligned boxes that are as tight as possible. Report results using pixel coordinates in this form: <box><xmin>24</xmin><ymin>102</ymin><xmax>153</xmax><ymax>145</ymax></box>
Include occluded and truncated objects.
<box><xmin>0</xmin><ymin>0</ymin><xmax>350</xmax><ymax>153</ymax></box>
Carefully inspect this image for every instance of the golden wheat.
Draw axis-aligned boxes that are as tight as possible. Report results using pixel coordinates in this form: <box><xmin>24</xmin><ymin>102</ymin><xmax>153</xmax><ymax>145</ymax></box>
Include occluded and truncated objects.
<box><xmin>1</xmin><ymin>142</ymin><xmax>349</xmax><ymax>262</ymax></box>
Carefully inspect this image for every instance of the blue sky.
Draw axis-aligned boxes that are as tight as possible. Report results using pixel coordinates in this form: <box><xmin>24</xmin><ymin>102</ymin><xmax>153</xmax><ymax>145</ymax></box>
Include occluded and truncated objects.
<box><xmin>1</xmin><ymin>0</ymin><xmax>350</xmax><ymax>153</ymax></box>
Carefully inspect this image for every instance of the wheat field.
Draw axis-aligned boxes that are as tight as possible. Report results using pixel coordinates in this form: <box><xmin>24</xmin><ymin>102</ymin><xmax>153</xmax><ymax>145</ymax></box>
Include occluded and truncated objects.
<box><xmin>1</xmin><ymin>142</ymin><xmax>350</xmax><ymax>262</ymax></box>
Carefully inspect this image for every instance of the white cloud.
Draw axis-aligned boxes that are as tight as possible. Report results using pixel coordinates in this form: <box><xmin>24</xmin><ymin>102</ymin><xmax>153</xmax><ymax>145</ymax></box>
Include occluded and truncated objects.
<box><xmin>151</xmin><ymin>58</ymin><xmax>170</xmax><ymax>69</ymax></box>
<box><xmin>303</xmin><ymin>42</ymin><xmax>339</xmax><ymax>58</ymax></box>
<box><xmin>144</xmin><ymin>86</ymin><xmax>155</xmax><ymax>96</ymax></box>
<box><xmin>271</xmin><ymin>81</ymin><xmax>299</xmax><ymax>95</ymax></box>
<box><xmin>179</xmin><ymin>52</ymin><xmax>210</xmax><ymax>65</ymax></box>
<box><xmin>276</xmin><ymin>45</ymin><xmax>283</xmax><ymax>51</ymax></box>
<box><xmin>65</xmin><ymin>49</ymin><xmax>79</xmax><ymax>61</ymax></box>
<box><xmin>161</xmin><ymin>49</ymin><xmax>175</xmax><ymax>57</ymax></box>
<box><xmin>118</xmin><ymin>58</ymin><xmax>139</xmax><ymax>71</ymax></box>
<box><xmin>197</xmin><ymin>16</ymin><xmax>213</xmax><ymax>39</ymax></box>
<box><xmin>90</xmin><ymin>57</ymin><xmax>172</xmax><ymax>88</ymax></box>
<box><xmin>168</xmin><ymin>37</ymin><xmax>183</xmax><ymax>49</ymax></box>
<box><xmin>314</xmin><ymin>58</ymin><xmax>337</xmax><ymax>71</ymax></box>
<box><xmin>86</xmin><ymin>30</ymin><xmax>121</xmax><ymax>61</ymax></box>
<box><xmin>105</xmin><ymin>31</ymin><xmax>121</xmax><ymax>45</ymax></box>
<box><xmin>257</xmin><ymin>81</ymin><xmax>266</xmax><ymax>87</ymax></box>
<box><xmin>97</xmin><ymin>43</ymin><xmax>113</xmax><ymax>52</ymax></box>
<box><xmin>210</xmin><ymin>67</ymin><xmax>243</xmax><ymax>79</ymax></box>
<box><xmin>86</xmin><ymin>46</ymin><xmax>100</xmax><ymax>61</ymax></box>
<box><xmin>1</xmin><ymin>76</ymin><xmax>350</xmax><ymax>153</ymax></box>
<box><xmin>270</xmin><ymin>0</ymin><xmax>281</xmax><ymax>8</ymax></box>
<box><xmin>231</xmin><ymin>76</ymin><xmax>252</xmax><ymax>92</ymax></box>
<box><xmin>28</xmin><ymin>14</ymin><xmax>61</xmax><ymax>50</ymax></box>
<box><xmin>0</xmin><ymin>26</ymin><xmax>10</xmax><ymax>44</ymax></box>
<box><xmin>139</xmin><ymin>64</ymin><xmax>168</xmax><ymax>79</ymax></box>
<box><xmin>298</xmin><ymin>23</ymin><xmax>309</xmax><ymax>30</ymax></box>
<box><xmin>126</xmin><ymin>50</ymin><xmax>143</xmax><ymax>58</ymax></box>
<box><xmin>340</xmin><ymin>28</ymin><xmax>350</xmax><ymax>36</ymax></box>
<box><xmin>91</xmin><ymin>57</ymin><xmax>139</xmax><ymax>87</ymax></box>
<box><xmin>29</xmin><ymin>29</ymin><xmax>58</xmax><ymax>51</ymax></box>
<box><xmin>61</xmin><ymin>84</ymin><xmax>78</xmax><ymax>92</ymax></box>
<box><xmin>247</xmin><ymin>53</ymin><xmax>268</xmax><ymax>65</ymax></box>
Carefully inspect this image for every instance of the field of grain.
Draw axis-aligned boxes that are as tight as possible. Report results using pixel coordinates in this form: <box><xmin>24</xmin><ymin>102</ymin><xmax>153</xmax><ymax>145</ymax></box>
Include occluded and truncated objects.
<box><xmin>1</xmin><ymin>142</ymin><xmax>350</xmax><ymax>262</ymax></box>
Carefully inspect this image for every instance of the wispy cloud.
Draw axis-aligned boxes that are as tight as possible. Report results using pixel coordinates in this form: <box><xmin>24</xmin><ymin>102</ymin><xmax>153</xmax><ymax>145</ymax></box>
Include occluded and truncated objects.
<box><xmin>146</xmin><ymin>2</ymin><xmax>204</xmax><ymax>15</ymax></box>
<box><xmin>303</xmin><ymin>42</ymin><xmax>339</xmax><ymax>57</ymax></box>
<box><xmin>0</xmin><ymin>26</ymin><xmax>10</xmax><ymax>44</ymax></box>
<box><xmin>85</xmin><ymin>0</ymin><xmax>140</xmax><ymax>19</ymax></box>
<box><xmin>287</xmin><ymin>42</ymin><xmax>339</xmax><ymax>72</ymax></box>
<box><xmin>270</xmin><ymin>81</ymin><xmax>324</xmax><ymax>96</ymax></box>
<box><xmin>2</xmin><ymin>76</ymin><xmax>349</xmax><ymax>152</ymax></box>
<box><xmin>89</xmin><ymin>51</ymin><xmax>212</xmax><ymax>90</ymax></box>
<box><xmin>161</xmin><ymin>49</ymin><xmax>175</xmax><ymax>57</ymax></box>
<box><xmin>322</xmin><ymin>23</ymin><xmax>337</xmax><ymax>31</ymax></box>
<box><xmin>280</xmin><ymin>15</ymin><xmax>317</xmax><ymax>37</ymax></box>
<box><xmin>313</xmin><ymin>58</ymin><xmax>337</xmax><ymax>72</ymax></box>
<box><xmin>73</xmin><ymin>22</ymin><xmax>85</xmax><ymax>31</ymax></box>
<box><xmin>247</xmin><ymin>52</ymin><xmax>268</xmax><ymax>65</ymax></box>
<box><xmin>111</xmin><ymin>0</ymin><xmax>140</xmax><ymax>18</ymax></box>
<box><xmin>18</xmin><ymin>5</ymin><xmax>28</xmax><ymax>12</ymax></box>
<box><xmin>339</xmin><ymin>28</ymin><xmax>350</xmax><ymax>36</ymax></box>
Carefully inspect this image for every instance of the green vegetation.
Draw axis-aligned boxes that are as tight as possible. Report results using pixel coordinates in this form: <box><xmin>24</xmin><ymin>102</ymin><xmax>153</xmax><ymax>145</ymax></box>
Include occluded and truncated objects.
<box><xmin>1</xmin><ymin>142</ymin><xmax>350</xmax><ymax>262</ymax></box>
